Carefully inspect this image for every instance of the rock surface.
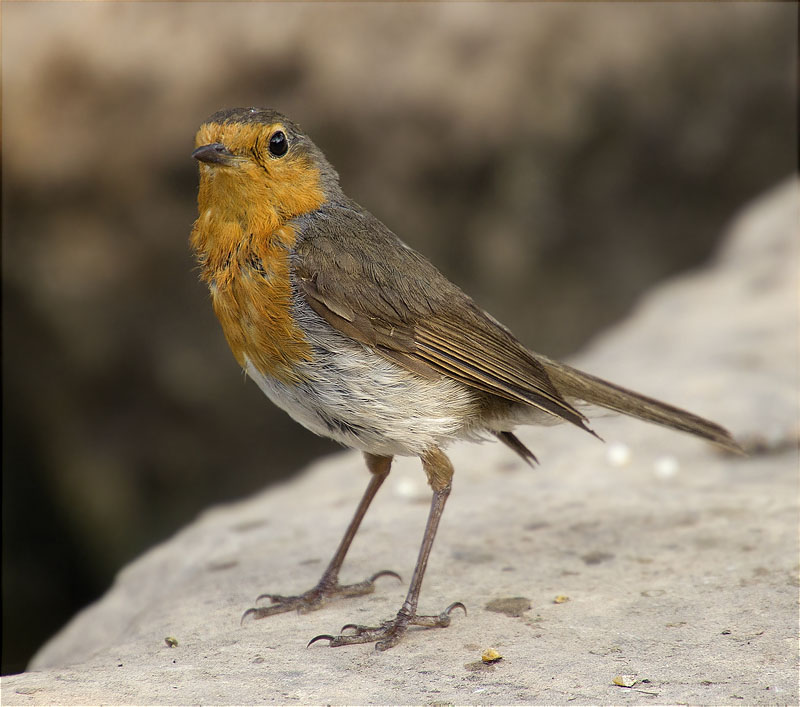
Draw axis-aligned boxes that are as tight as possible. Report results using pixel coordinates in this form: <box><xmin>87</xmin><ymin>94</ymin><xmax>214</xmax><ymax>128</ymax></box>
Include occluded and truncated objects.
<box><xmin>3</xmin><ymin>180</ymin><xmax>797</xmax><ymax>704</ymax></box>
<box><xmin>4</xmin><ymin>3</ymin><xmax>795</xmax><ymax>672</ymax></box>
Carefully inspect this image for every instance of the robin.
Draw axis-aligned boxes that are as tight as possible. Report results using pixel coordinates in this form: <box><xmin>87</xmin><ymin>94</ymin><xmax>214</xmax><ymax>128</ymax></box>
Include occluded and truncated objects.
<box><xmin>190</xmin><ymin>107</ymin><xmax>741</xmax><ymax>651</ymax></box>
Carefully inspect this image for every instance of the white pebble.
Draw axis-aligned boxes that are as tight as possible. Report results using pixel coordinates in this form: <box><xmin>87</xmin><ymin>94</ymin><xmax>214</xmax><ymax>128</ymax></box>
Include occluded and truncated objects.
<box><xmin>606</xmin><ymin>442</ymin><xmax>632</xmax><ymax>467</ymax></box>
<box><xmin>653</xmin><ymin>455</ymin><xmax>679</xmax><ymax>479</ymax></box>
<box><xmin>393</xmin><ymin>476</ymin><xmax>421</xmax><ymax>499</ymax></box>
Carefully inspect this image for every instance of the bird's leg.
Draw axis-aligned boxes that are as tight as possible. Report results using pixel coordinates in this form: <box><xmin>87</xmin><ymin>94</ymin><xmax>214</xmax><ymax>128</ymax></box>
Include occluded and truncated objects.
<box><xmin>242</xmin><ymin>453</ymin><xmax>400</xmax><ymax>621</ymax></box>
<box><xmin>308</xmin><ymin>447</ymin><xmax>466</xmax><ymax>650</ymax></box>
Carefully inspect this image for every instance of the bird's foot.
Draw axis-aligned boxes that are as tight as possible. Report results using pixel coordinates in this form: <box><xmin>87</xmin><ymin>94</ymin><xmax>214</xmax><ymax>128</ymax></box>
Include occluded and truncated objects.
<box><xmin>241</xmin><ymin>570</ymin><xmax>401</xmax><ymax>622</ymax></box>
<box><xmin>307</xmin><ymin>601</ymin><xmax>466</xmax><ymax>651</ymax></box>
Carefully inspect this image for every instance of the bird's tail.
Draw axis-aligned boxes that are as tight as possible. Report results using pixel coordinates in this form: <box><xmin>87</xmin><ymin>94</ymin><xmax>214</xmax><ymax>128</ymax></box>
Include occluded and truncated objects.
<box><xmin>539</xmin><ymin>357</ymin><xmax>743</xmax><ymax>454</ymax></box>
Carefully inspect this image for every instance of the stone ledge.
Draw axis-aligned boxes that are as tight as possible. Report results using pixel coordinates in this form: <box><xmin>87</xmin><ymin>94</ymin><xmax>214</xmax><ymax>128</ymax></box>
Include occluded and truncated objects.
<box><xmin>3</xmin><ymin>180</ymin><xmax>797</xmax><ymax>705</ymax></box>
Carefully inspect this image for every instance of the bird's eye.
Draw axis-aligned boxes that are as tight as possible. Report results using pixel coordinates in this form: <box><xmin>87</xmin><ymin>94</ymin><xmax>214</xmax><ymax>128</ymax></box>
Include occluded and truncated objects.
<box><xmin>268</xmin><ymin>130</ymin><xmax>288</xmax><ymax>157</ymax></box>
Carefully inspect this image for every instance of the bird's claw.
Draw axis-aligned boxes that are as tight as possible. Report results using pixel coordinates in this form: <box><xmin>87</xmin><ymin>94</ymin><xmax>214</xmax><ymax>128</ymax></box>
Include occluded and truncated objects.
<box><xmin>241</xmin><ymin>570</ymin><xmax>401</xmax><ymax>624</ymax></box>
<box><xmin>369</xmin><ymin>569</ymin><xmax>402</xmax><ymax>583</ymax></box>
<box><xmin>444</xmin><ymin>601</ymin><xmax>467</xmax><ymax>617</ymax></box>
<box><xmin>306</xmin><ymin>601</ymin><xmax>466</xmax><ymax>650</ymax></box>
<box><xmin>306</xmin><ymin>634</ymin><xmax>336</xmax><ymax>648</ymax></box>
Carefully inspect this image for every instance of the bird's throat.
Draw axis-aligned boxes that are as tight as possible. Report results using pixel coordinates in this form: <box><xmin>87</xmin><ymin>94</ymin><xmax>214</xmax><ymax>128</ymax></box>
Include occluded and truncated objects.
<box><xmin>190</xmin><ymin>198</ymin><xmax>313</xmax><ymax>384</ymax></box>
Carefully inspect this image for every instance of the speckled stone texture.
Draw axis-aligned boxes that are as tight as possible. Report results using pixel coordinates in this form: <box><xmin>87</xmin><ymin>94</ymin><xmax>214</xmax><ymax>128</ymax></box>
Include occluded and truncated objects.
<box><xmin>3</xmin><ymin>180</ymin><xmax>797</xmax><ymax>705</ymax></box>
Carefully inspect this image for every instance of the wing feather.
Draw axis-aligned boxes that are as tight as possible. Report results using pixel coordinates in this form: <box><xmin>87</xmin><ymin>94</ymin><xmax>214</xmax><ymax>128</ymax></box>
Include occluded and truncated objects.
<box><xmin>293</xmin><ymin>202</ymin><xmax>591</xmax><ymax>432</ymax></box>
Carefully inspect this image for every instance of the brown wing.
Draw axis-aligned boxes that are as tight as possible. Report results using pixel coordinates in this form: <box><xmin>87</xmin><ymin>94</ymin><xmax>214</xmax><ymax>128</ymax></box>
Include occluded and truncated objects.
<box><xmin>293</xmin><ymin>201</ymin><xmax>592</xmax><ymax>433</ymax></box>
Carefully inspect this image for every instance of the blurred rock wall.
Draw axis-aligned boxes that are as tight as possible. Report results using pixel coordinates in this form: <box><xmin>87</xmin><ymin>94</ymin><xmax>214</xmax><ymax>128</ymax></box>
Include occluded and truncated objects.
<box><xmin>2</xmin><ymin>1</ymin><xmax>796</xmax><ymax>674</ymax></box>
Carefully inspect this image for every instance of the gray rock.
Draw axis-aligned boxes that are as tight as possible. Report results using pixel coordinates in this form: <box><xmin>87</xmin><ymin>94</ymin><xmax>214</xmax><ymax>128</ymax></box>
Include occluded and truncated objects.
<box><xmin>4</xmin><ymin>179</ymin><xmax>797</xmax><ymax>704</ymax></box>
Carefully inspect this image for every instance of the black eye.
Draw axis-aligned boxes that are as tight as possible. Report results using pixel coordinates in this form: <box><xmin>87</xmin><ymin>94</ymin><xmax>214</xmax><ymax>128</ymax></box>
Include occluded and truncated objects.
<box><xmin>268</xmin><ymin>130</ymin><xmax>288</xmax><ymax>157</ymax></box>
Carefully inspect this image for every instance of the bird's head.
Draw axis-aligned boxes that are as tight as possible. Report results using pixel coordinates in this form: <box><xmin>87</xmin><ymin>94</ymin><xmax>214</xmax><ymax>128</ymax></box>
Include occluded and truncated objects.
<box><xmin>193</xmin><ymin>108</ymin><xmax>338</xmax><ymax>229</ymax></box>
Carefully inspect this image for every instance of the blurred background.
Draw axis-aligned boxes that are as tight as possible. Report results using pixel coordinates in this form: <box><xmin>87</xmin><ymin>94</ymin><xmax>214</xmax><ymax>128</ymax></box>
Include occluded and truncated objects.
<box><xmin>2</xmin><ymin>2</ymin><xmax>795</xmax><ymax>675</ymax></box>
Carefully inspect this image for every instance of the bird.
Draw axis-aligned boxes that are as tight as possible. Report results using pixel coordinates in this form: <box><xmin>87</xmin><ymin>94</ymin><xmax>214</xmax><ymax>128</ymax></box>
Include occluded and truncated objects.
<box><xmin>190</xmin><ymin>107</ymin><xmax>742</xmax><ymax>651</ymax></box>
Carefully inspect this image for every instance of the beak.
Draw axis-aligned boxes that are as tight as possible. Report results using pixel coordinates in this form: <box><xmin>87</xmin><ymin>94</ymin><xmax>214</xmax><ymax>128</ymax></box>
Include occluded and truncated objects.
<box><xmin>192</xmin><ymin>143</ymin><xmax>236</xmax><ymax>166</ymax></box>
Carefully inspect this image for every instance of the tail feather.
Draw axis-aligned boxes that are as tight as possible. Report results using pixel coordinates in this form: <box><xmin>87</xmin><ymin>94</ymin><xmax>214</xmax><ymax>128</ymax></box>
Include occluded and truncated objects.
<box><xmin>540</xmin><ymin>357</ymin><xmax>743</xmax><ymax>454</ymax></box>
<box><xmin>495</xmin><ymin>431</ymin><xmax>539</xmax><ymax>466</ymax></box>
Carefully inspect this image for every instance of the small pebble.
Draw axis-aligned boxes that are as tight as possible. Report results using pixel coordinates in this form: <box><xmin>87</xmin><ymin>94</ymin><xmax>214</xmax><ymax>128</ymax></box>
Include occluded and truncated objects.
<box><xmin>393</xmin><ymin>477</ymin><xmax>421</xmax><ymax>499</ymax></box>
<box><xmin>606</xmin><ymin>442</ymin><xmax>632</xmax><ymax>467</ymax></box>
<box><xmin>481</xmin><ymin>648</ymin><xmax>502</xmax><ymax>663</ymax></box>
<box><xmin>653</xmin><ymin>455</ymin><xmax>679</xmax><ymax>479</ymax></box>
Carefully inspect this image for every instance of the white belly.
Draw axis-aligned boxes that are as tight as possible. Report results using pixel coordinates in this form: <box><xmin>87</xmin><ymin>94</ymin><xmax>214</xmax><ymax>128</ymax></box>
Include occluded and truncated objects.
<box><xmin>245</xmin><ymin>332</ymin><xmax>478</xmax><ymax>457</ymax></box>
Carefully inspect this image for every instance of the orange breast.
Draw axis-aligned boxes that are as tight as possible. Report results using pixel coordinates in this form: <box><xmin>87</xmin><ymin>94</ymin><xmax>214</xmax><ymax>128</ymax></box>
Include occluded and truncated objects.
<box><xmin>192</xmin><ymin>214</ymin><xmax>313</xmax><ymax>384</ymax></box>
